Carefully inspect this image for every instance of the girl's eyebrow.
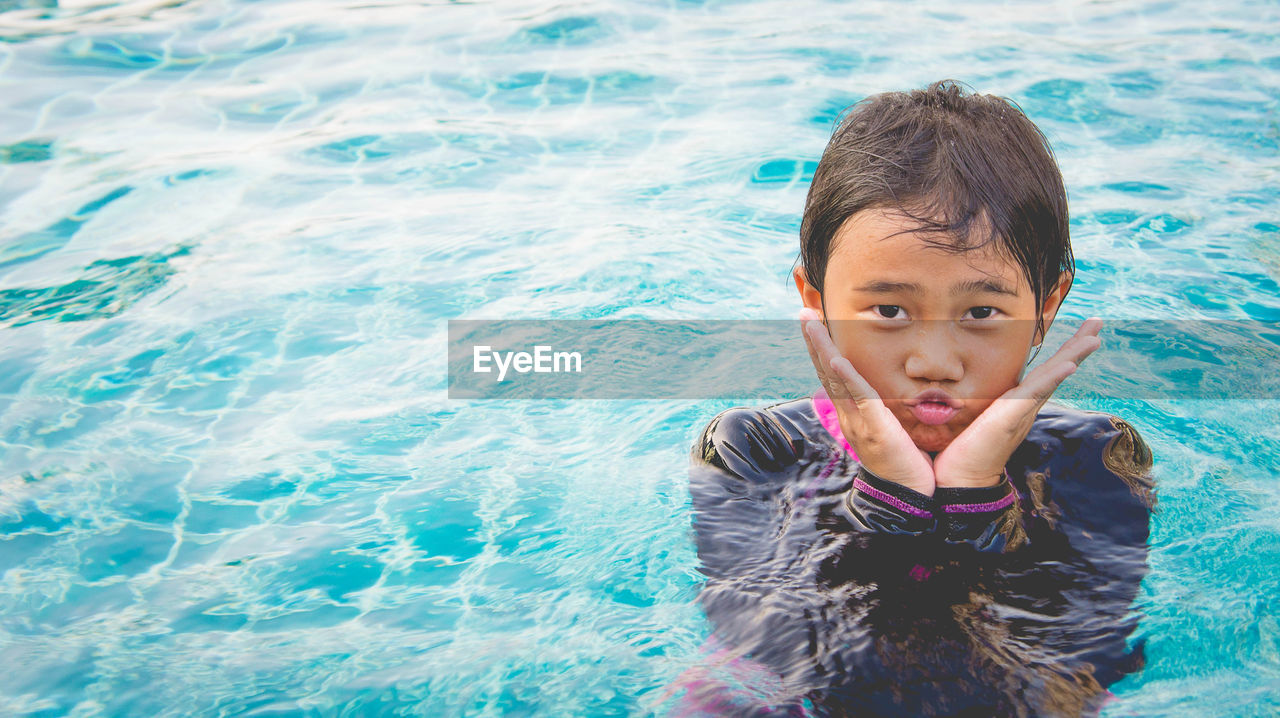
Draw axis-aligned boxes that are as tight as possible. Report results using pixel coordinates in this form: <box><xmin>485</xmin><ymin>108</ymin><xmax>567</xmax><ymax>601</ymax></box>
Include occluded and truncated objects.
<box><xmin>853</xmin><ymin>280</ymin><xmax>922</xmax><ymax>294</ymax></box>
<box><xmin>954</xmin><ymin>278</ymin><xmax>1019</xmax><ymax>297</ymax></box>
<box><xmin>853</xmin><ymin>279</ymin><xmax>1019</xmax><ymax>297</ymax></box>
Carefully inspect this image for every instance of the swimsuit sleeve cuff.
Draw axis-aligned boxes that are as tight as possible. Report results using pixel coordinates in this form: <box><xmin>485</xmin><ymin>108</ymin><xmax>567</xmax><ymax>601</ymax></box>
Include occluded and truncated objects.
<box><xmin>935</xmin><ymin>470</ymin><xmax>1022</xmax><ymax>551</ymax></box>
<box><xmin>846</xmin><ymin>466</ymin><xmax>938</xmax><ymax>535</ymax></box>
<box><xmin>934</xmin><ymin>471</ymin><xmax>1017</xmax><ymax>512</ymax></box>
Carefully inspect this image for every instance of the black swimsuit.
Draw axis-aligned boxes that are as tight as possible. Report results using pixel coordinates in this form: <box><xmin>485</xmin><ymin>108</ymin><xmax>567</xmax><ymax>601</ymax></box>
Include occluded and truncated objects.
<box><xmin>685</xmin><ymin>394</ymin><xmax>1157</xmax><ymax>717</ymax></box>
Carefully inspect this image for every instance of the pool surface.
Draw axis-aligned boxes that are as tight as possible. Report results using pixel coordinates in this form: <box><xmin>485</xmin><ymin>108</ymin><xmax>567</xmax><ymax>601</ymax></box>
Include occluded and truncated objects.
<box><xmin>1</xmin><ymin>0</ymin><xmax>1279</xmax><ymax>715</ymax></box>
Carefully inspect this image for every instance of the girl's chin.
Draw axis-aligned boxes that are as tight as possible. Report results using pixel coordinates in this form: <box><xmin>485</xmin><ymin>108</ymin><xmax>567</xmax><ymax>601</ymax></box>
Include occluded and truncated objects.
<box><xmin>909</xmin><ymin>426</ymin><xmax>957</xmax><ymax>454</ymax></box>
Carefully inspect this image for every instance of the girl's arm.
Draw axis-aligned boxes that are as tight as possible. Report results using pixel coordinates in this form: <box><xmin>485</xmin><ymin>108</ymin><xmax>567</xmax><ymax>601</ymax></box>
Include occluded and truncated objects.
<box><xmin>934</xmin><ymin>472</ymin><xmax>1026</xmax><ymax>552</ymax></box>
<box><xmin>693</xmin><ymin>403</ymin><xmax>1026</xmax><ymax>548</ymax></box>
<box><xmin>693</xmin><ymin>405</ymin><xmax>938</xmax><ymax>543</ymax></box>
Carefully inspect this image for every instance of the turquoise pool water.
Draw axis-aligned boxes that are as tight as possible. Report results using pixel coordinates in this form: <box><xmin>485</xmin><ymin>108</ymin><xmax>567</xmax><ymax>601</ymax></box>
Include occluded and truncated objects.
<box><xmin>2</xmin><ymin>0</ymin><xmax>1279</xmax><ymax>715</ymax></box>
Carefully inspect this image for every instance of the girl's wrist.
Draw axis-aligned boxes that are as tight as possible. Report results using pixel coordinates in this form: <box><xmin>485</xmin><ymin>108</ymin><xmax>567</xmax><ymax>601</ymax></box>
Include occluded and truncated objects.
<box><xmin>856</xmin><ymin>464</ymin><xmax>935</xmax><ymax>498</ymax></box>
<box><xmin>853</xmin><ymin>466</ymin><xmax>937</xmax><ymax>510</ymax></box>
<box><xmin>935</xmin><ymin>471</ymin><xmax>1006</xmax><ymax>489</ymax></box>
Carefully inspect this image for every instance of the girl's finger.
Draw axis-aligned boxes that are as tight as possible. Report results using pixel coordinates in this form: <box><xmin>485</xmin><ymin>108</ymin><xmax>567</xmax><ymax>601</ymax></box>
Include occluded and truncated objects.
<box><xmin>829</xmin><ymin>355</ymin><xmax>880</xmax><ymax>409</ymax></box>
<box><xmin>1009</xmin><ymin>322</ymin><xmax>1103</xmax><ymax>406</ymax></box>
<box><xmin>1038</xmin><ymin>318</ymin><xmax>1103</xmax><ymax>369</ymax></box>
<box><xmin>1019</xmin><ymin>361</ymin><xmax>1079</xmax><ymax>406</ymax></box>
<box><xmin>798</xmin><ymin>310</ymin><xmax>836</xmax><ymax>389</ymax></box>
<box><xmin>971</xmin><ymin>320</ymin><xmax>1104</xmax><ymax>435</ymax></box>
<box><xmin>805</xmin><ymin>319</ymin><xmax>859</xmax><ymax>405</ymax></box>
<box><xmin>800</xmin><ymin>324</ymin><xmax>846</xmax><ymax>413</ymax></box>
<box><xmin>809</xmin><ymin>321</ymin><xmax>883</xmax><ymax>411</ymax></box>
<box><xmin>798</xmin><ymin>314</ymin><xmax>869</xmax><ymax>426</ymax></box>
<box><xmin>829</xmin><ymin>354</ymin><xmax>911</xmax><ymax>444</ymax></box>
<box><xmin>1022</xmin><ymin>320</ymin><xmax>1102</xmax><ymax>384</ymax></box>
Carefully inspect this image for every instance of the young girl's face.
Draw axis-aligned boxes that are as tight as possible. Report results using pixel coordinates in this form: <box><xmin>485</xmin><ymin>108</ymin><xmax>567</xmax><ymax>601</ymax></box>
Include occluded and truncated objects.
<box><xmin>795</xmin><ymin>208</ymin><xmax>1072</xmax><ymax>453</ymax></box>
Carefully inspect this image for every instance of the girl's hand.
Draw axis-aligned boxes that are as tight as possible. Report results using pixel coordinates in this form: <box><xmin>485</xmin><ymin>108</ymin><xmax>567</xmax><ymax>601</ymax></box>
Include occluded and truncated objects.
<box><xmin>799</xmin><ymin>308</ymin><xmax>937</xmax><ymax>497</ymax></box>
<box><xmin>932</xmin><ymin>318</ymin><xmax>1104</xmax><ymax>488</ymax></box>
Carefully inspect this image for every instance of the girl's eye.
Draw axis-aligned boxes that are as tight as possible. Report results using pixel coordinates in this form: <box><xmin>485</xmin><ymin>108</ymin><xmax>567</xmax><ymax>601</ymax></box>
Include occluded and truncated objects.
<box><xmin>874</xmin><ymin>305</ymin><xmax>904</xmax><ymax>319</ymax></box>
<box><xmin>967</xmin><ymin>306</ymin><xmax>998</xmax><ymax>320</ymax></box>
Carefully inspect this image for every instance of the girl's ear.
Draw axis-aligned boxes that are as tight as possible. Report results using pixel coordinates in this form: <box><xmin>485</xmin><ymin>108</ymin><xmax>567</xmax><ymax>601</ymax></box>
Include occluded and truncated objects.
<box><xmin>1033</xmin><ymin>270</ymin><xmax>1074</xmax><ymax>345</ymax></box>
<box><xmin>793</xmin><ymin>266</ymin><xmax>825</xmax><ymax>320</ymax></box>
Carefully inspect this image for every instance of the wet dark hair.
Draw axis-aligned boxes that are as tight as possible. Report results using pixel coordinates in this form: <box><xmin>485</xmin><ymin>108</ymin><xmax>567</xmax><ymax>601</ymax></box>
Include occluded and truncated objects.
<box><xmin>798</xmin><ymin>80</ymin><xmax>1073</xmax><ymax>334</ymax></box>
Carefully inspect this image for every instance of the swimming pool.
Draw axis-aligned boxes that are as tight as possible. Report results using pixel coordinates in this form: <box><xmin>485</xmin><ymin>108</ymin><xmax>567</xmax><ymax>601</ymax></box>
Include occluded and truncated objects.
<box><xmin>1</xmin><ymin>0</ymin><xmax>1278</xmax><ymax>715</ymax></box>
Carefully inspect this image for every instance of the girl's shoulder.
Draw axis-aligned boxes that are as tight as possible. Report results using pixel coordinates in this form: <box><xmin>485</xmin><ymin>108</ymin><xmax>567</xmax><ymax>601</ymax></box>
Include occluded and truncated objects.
<box><xmin>1032</xmin><ymin>404</ymin><xmax>1153</xmax><ymax>466</ymax></box>
<box><xmin>1026</xmin><ymin>403</ymin><xmax>1157</xmax><ymax>510</ymax></box>
<box><xmin>1034</xmin><ymin>402</ymin><xmax>1148</xmax><ymax>440</ymax></box>
<box><xmin>692</xmin><ymin>397</ymin><xmax>817</xmax><ymax>478</ymax></box>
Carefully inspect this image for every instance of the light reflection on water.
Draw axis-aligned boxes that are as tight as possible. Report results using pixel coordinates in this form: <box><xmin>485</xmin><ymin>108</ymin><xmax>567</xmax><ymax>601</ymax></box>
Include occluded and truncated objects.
<box><xmin>0</xmin><ymin>0</ymin><xmax>1278</xmax><ymax>715</ymax></box>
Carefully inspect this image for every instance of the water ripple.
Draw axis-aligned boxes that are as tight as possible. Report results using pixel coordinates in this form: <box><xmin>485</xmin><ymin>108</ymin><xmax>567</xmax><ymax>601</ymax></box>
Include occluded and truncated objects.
<box><xmin>0</xmin><ymin>0</ymin><xmax>1277</xmax><ymax>716</ymax></box>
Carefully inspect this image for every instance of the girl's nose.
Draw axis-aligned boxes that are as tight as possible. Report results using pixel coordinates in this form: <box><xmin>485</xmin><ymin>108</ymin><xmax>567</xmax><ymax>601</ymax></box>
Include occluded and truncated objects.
<box><xmin>903</xmin><ymin>325</ymin><xmax>964</xmax><ymax>383</ymax></box>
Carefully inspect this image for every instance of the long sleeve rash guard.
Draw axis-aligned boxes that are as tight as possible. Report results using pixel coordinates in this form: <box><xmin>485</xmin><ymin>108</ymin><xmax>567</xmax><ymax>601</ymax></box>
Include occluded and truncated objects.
<box><xmin>686</xmin><ymin>391</ymin><xmax>1157</xmax><ymax>718</ymax></box>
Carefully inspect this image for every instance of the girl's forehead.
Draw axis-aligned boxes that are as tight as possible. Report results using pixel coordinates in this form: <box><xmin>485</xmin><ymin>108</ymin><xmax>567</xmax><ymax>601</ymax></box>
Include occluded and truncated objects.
<box><xmin>831</xmin><ymin>210</ymin><xmax>1029</xmax><ymax>291</ymax></box>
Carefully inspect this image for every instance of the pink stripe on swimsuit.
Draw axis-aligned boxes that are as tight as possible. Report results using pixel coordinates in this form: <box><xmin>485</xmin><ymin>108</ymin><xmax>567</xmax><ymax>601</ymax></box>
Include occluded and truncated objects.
<box><xmin>811</xmin><ymin>387</ymin><xmax>859</xmax><ymax>462</ymax></box>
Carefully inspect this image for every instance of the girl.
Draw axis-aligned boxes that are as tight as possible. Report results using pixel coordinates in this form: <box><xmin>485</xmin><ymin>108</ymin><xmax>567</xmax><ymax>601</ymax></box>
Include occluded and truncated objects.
<box><xmin>681</xmin><ymin>81</ymin><xmax>1156</xmax><ymax>717</ymax></box>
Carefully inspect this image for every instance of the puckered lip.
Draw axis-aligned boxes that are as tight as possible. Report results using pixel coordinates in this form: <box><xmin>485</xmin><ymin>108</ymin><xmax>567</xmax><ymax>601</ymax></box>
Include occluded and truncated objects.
<box><xmin>904</xmin><ymin>388</ymin><xmax>962</xmax><ymax>409</ymax></box>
